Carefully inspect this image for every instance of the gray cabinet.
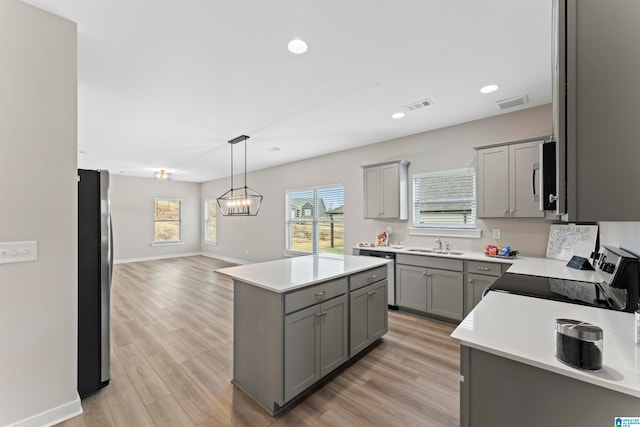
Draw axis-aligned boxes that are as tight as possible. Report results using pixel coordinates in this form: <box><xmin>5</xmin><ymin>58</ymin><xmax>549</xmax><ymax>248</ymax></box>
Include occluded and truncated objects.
<box><xmin>464</xmin><ymin>261</ymin><xmax>511</xmax><ymax>316</ymax></box>
<box><xmin>362</xmin><ymin>160</ymin><xmax>410</xmax><ymax>220</ymax></box>
<box><xmin>427</xmin><ymin>269</ymin><xmax>463</xmax><ymax>320</ymax></box>
<box><xmin>284</xmin><ymin>294</ymin><xmax>348</xmax><ymax>402</ymax></box>
<box><xmin>350</xmin><ymin>279</ymin><xmax>388</xmax><ymax>356</ymax></box>
<box><xmin>476</xmin><ymin>140</ymin><xmax>544</xmax><ymax>218</ymax></box>
<box><xmin>232</xmin><ymin>265</ymin><xmax>388</xmax><ymax>414</ymax></box>
<box><xmin>396</xmin><ymin>254</ymin><xmax>464</xmax><ymax>322</ymax></box>
<box><xmin>555</xmin><ymin>0</ymin><xmax>640</xmax><ymax>221</ymax></box>
<box><xmin>396</xmin><ymin>264</ymin><xmax>428</xmax><ymax>311</ymax></box>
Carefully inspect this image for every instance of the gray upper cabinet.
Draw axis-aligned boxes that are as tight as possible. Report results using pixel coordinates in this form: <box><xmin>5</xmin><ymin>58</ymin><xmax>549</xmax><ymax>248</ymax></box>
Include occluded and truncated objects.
<box><xmin>477</xmin><ymin>140</ymin><xmax>544</xmax><ymax>218</ymax></box>
<box><xmin>362</xmin><ymin>160</ymin><xmax>410</xmax><ymax>220</ymax></box>
<box><xmin>555</xmin><ymin>0</ymin><xmax>640</xmax><ymax>221</ymax></box>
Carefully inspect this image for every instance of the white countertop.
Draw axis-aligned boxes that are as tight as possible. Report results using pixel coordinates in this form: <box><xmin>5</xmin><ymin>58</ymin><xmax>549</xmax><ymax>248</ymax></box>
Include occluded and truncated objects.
<box><xmin>354</xmin><ymin>245</ymin><xmax>603</xmax><ymax>282</ymax></box>
<box><xmin>216</xmin><ymin>254</ymin><xmax>390</xmax><ymax>293</ymax></box>
<box><xmin>451</xmin><ymin>291</ymin><xmax>640</xmax><ymax>398</ymax></box>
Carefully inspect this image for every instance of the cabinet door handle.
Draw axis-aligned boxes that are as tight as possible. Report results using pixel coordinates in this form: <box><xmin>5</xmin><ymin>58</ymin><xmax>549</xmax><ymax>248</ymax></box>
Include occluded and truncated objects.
<box><xmin>315</xmin><ymin>291</ymin><xmax>326</xmax><ymax>297</ymax></box>
<box><xmin>321</xmin><ymin>311</ymin><xmax>328</xmax><ymax>316</ymax></box>
<box><xmin>427</xmin><ymin>273</ymin><xmax>432</xmax><ymax>278</ymax></box>
<box><xmin>422</xmin><ymin>271</ymin><xmax>427</xmax><ymax>276</ymax></box>
<box><xmin>316</xmin><ymin>313</ymin><xmax>323</xmax><ymax>318</ymax></box>
<box><xmin>469</xmin><ymin>279</ymin><xmax>473</xmax><ymax>284</ymax></box>
<box><xmin>368</xmin><ymin>290</ymin><xmax>377</xmax><ymax>296</ymax></box>
<box><xmin>504</xmin><ymin>209</ymin><xmax>509</xmax><ymax>216</ymax></box>
<box><xmin>477</xmin><ymin>267</ymin><xmax>490</xmax><ymax>271</ymax></box>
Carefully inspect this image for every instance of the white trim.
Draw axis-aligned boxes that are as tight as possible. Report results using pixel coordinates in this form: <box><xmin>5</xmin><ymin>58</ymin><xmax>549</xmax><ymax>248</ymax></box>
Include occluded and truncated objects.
<box><xmin>413</xmin><ymin>167</ymin><xmax>475</xmax><ymax>179</ymax></box>
<box><xmin>202</xmin><ymin>240</ymin><xmax>217</xmax><ymax>246</ymax></box>
<box><xmin>151</xmin><ymin>241</ymin><xmax>184</xmax><ymax>247</ymax></box>
<box><xmin>114</xmin><ymin>252</ymin><xmax>201</xmax><ymax>264</ymax></box>
<box><xmin>6</xmin><ymin>394</ymin><xmax>82</xmax><ymax>427</ymax></box>
<box><xmin>198</xmin><ymin>252</ymin><xmax>251</xmax><ymax>265</ymax></box>
<box><xmin>408</xmin><ymin>227</ymin><xmax>482</xmax><ymax>239</ymax></box>
<box><xmin>283</xmin><ymin>250</ymin><xmax>310</xmax><ymax>258</ymax></box>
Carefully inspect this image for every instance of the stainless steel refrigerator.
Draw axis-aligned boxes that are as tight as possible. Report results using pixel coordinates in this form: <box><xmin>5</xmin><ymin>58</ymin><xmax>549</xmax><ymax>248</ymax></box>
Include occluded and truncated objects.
<box><xmin>78</xmin><ymin>169</ymin><xmax>112</xmax><ymax>398</ymax></box>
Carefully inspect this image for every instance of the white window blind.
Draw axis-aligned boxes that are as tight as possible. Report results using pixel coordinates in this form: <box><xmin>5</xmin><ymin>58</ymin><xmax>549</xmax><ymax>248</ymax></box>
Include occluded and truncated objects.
<box><xmin>286</xmin><ymin>185</ymin><xmax>344</xmax><ymax>254</ymax></box>
<box><xmin>413</xmin><ymin>168</ymin><xmax>476</xmax><ymax>228</ymax></box>
<box><xmin>204</xmin><ymin>199</ymin><xmax>216</xmax><ymax>243</ymax></box>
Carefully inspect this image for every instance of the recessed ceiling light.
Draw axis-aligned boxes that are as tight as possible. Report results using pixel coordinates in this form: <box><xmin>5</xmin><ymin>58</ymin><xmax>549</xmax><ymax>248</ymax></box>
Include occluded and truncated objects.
<box><xmin>391</xmin><ymin>112</ymin><xmax>405</xmax><ymax>119</ymax></box>
<box><xmin>287</xmin><ymin>39</ymin><xmax>308</xmax><ymax>54</ymax></box>
<box><xmin>480</xmin><ymin>84</ymin><xmax>500</xmax><ymax>94</ymax></box>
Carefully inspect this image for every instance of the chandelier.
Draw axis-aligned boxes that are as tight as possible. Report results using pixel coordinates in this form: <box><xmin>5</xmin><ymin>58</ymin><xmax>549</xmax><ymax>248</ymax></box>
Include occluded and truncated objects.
<box><xmin>216</xmin><ymin>135</ymin><xmax>263</xmax><ymax>216</ymax></box>
<box><xmin>154</xmin><ymin>169</ymin><xmax>171</xmax><ymax>180</ymax></box>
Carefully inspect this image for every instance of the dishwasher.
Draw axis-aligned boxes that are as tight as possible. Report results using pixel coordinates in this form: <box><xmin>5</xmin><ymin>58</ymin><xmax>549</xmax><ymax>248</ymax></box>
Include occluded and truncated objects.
<box><xmin>357</xmin><ymin>249</ymin><xmax>397</xmax><ymax>309</ymax></box>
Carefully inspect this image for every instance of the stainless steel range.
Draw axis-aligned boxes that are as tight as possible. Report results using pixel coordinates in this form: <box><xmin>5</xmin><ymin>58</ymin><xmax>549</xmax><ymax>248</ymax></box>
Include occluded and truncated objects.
<box><xmin>488</xmin><ymin>246</ymin><xmax>640</xmax><ymax>312</ymax></box>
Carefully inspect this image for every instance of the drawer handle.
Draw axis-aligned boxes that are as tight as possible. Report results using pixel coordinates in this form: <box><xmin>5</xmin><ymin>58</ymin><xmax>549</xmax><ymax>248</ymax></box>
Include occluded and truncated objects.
<box><xmin>368</xmin><ymin>290</ymin><xmax>377</xmax><ymax>296</ymax></box>
<box><xmin>315</xmin><ymin>291</ymin><xmax>326</xmax><ymax>297</ymax></box>
<box><xmin>368</xmin><ymin>274</ymin><xmax>377</xmax><ymax>280</ymax></box>
<box><xmin>477</xmin><ymin>267</ymin><xmax>491</xmax><ymax>271</ymax></box>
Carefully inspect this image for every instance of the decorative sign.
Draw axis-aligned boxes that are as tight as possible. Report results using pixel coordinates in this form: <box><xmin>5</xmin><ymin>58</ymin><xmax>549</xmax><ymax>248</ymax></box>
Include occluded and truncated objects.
<box><xmin>546</xmin><ymin>224</ymin><xmax>598</xmax><ymax>261</ymax></box>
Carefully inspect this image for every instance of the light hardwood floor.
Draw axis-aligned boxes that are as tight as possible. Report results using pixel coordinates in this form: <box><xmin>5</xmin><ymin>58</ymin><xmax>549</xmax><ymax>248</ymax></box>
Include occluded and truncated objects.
<box><xmin>58</xmin><ymin>256</ymin><xmax>460</xmax><ymax>427</ymax></box>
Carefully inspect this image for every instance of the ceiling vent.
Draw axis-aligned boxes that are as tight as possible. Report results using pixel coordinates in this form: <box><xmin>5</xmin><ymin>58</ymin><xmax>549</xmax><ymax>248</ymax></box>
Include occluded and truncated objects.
<box><xmin>496</xmin><ymin>95</ymin><xmax>529</xmax><ymax>110</ymax></box>
<box><xmin>404</xmin><ymin>98</ymin><xmax>432</xmax><ymax>111</ymax></box>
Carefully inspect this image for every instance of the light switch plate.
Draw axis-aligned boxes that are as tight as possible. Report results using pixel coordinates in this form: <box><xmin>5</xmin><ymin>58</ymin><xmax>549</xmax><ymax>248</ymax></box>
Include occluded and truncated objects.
<box><xmin>492</xmin><ymin>229</ymin><xmax>501</xmax><ymax>239</ymax></box>
<box><xmin>0</xmin><ymin>241</ymin><xmax>38</xmax><ymax>264</ymax></box>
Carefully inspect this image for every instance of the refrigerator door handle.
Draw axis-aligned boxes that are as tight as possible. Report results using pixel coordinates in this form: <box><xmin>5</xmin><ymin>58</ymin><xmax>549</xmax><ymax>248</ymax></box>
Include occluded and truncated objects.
<box><xmin>99</xmin><ymin>170</ymin><xmax>111</xmax><ymax>384</ymax></box>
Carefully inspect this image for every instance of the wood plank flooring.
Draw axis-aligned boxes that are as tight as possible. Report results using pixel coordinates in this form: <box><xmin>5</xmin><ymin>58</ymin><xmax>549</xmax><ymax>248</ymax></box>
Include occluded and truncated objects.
<box><xmin>58</xmin><ymin>256</ymin><xmax>460</xmax><ymax>427</ymax></box>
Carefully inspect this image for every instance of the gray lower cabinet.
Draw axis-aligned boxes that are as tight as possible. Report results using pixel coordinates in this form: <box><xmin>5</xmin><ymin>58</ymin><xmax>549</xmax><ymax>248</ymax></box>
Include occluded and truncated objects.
<box><xmin>463</xmin><ymin>261</ymin><xmax>511</xmax><ymax>316</ymax></box>
<box><xmin>284</xmin><ymin>294</ymin><xmax>348</xmax><ymax>402</ymax></box>
<box><xmin>396</xmin><ymin>264</ymin><xmax>428</xmax><ymax>311</ymax></box>
<box><xmin>349</xmin><ymin>279</ymin><xmax>388</xmax><ymax>356</ymax></box>
<box><xmin>396</xmin><ymin>256</ymin><xmax>464</xmax><ymax>322</ymax></box>
<box><xmin>427</xmin><ymin>269</ymin><xmax>463</xmax><ymax>320</ymax></box>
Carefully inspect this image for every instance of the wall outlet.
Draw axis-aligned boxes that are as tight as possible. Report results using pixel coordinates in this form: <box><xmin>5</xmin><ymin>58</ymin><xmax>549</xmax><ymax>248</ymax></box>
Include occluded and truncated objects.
<box><xmin>492</xmin><ymin>229</ymin><xmax>501</xmax><ymax>239</ymax></box>
<box><xmin>0</xmin><ymin>241</ymin><xmax>38</xmax><ymax>264</ymax></box>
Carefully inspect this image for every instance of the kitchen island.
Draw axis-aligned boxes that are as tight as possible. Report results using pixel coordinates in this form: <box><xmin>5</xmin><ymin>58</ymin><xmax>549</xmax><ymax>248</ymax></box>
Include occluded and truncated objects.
<box><xmin>451</xmin><ymin>291</ymin><xmax>640</xmax><ymax>426</ymax></box>
<box><xmin>216</xmin><ymin>254</ymin><xmax>390</xmax><ymax>415</ymax></box>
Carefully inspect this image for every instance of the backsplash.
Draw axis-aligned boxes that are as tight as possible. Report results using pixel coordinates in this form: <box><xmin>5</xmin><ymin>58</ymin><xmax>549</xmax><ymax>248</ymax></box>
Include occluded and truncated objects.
<box><xmin>599</xmin><ymin>222</ymin><xmax>640</xmax><ymax>255</ymax></box>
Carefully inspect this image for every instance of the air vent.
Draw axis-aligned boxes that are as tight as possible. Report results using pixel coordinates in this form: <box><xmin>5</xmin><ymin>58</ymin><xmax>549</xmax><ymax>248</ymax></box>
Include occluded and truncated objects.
<box><xmin>404</xmin><ymin>98</ymin><xmax>432</xmax><ymax>111</ymax></box>
<box><xmin>496</xmin><ymin>95</ymin><xmax>529</xmax><ymax>110</ymax></box>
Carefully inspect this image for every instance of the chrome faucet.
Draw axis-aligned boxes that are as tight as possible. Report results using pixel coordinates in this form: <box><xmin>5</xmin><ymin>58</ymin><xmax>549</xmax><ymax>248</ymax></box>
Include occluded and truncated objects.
<box><xmin>434</xmin><ymin>237</ymin><xmax>442</xmax><ymax>250</ymax></box>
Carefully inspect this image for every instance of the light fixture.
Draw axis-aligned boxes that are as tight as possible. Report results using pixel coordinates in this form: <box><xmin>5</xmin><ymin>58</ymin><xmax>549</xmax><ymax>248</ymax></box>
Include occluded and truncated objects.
<box><xmin>217</xmin><ymin>135</ymin><xmax>263</xmax><ymax>216</ymax></box>
<box><xmin>154</xmin><ymin>169</ymin><xmax>171</xmax><ymax>180</ymax></box>
<box><xmin>287</xmin><ymin>39</ymin><xmax>308</xmax><ymax>54</ymax></box>
<box><xmin>480</xmin><ymin>84</ymin><xmax>500</xmax><ymax>94</ymax></box>
<box><xmin>391</xmin><ymin>112</ymin><xmax>405</xmax><ymax>119</ymax></box>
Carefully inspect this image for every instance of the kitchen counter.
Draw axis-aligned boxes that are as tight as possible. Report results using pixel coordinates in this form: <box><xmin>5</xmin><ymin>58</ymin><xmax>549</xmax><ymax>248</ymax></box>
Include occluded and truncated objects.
<box><xmin>452</xmin><ymin>291</ymin><xmax>640</xmax><ymax>398</ymax></box>
<box><xmin>354</xmin><ymin>245</ymin><xmax>603</xmax><ymax>282</ymax></box>
<box><xmin>216</xmin><ymin>253</ymin><xmax>390</xmax><ymax>292</ymax></box>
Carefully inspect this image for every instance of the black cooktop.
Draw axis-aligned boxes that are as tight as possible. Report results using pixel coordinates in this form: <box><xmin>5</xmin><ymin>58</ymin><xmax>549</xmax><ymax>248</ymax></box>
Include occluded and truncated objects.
<box><xmin>488</xmin><ymin>273</ymin><xmax>629</xmax><ymax>311</ymax></box>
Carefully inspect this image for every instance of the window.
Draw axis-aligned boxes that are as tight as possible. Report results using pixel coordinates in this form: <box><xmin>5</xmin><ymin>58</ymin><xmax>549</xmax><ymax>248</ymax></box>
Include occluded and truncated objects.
<box><xmin>286</xmin><ymin>185</ymin><xmax>344</xmax><ymax>254</ymax></box>
<box><xmin>154</xmin><ymin>198</ymin><xmax>182</xmax><ymax>242</ymax></box>
<box><xmin>204</xmin><ymin>199</ymin><xmax>216</xmax><ymax>243</ymax></box>
<box><xmin>413</xmin><ymin>168</ymin><xmax>476</xmax><ymax>228</ymax></box>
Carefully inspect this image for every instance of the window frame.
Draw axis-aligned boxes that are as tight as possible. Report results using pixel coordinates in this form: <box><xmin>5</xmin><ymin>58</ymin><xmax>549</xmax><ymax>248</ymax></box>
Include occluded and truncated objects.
<box><xmin>285</xmin><ymin>184</ymin><xmax>345</xmax><ymax>255</ymax></box>
<box><xmin>153</xmin><ymin>198</ymin><xmax>183</xmax><ymax>244</ymax></box>
<box><xmin>412</xmin><ymin>167</ymin><xmax>476</xmax><ymax>230</ymax></box>
<box><xmin>203</xmin><ymin>198</ymin><xmax>217</xmax><ymax>244</ymax></box>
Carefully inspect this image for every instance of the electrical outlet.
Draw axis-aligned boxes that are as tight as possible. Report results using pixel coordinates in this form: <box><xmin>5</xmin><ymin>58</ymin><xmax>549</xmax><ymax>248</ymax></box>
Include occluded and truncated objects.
<box><xmin>492</xmin><ymin>229</ymin><xmax>501</xmax><ymax>239</ymax></box>
<box><xmin>0</xmin><ymin>241</ymin><xmax>38</xmax><ymax>264</ymax></box>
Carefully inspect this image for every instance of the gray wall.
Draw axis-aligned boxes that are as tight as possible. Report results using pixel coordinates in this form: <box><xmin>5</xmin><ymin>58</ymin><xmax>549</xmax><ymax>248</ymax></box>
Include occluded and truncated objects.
<box><xmin>110</xmin><ymin>174</ymin><xmax>201</xmax><ymax>262</ymax></box>
<box><xmin>0</xmin><ymin>1</ymin><xmax>80</xmax><ymax>425</ymax></box>
<box><xmin>201</xmin><ymin>104</ymin><xmax>554</xmax><ymax>263</ymax></box>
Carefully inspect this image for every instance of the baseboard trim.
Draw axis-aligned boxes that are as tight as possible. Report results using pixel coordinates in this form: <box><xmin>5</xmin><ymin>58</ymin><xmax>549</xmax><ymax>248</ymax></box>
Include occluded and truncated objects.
<box><xmin>198</xmin><ymin>252</ymin><xmax>250</xmax><ymax>265</ymax></box>
<box><xmin>6</xmin><ymin>393</ymin><xmax>82</xmax><ymax>427</ymax></box>
<box><xmin>114</xmin><ymin>252</ymin><xmax>202</xmax><ymax>264</ymax></box>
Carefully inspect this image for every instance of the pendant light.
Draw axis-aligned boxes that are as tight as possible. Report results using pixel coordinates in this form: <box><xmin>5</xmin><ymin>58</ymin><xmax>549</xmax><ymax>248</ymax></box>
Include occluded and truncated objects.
<box><xmin>216</xmin><ymin>135</ymin><xmax>263</xmax><ymax>216</ymax></box>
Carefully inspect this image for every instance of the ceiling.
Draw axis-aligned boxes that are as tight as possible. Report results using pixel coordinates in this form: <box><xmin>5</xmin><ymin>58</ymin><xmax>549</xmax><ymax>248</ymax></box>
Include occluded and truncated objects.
<box><xmin>24</xmin><ymin>0</ymin><xmax>552</xmax><ymax>183</ymax></box>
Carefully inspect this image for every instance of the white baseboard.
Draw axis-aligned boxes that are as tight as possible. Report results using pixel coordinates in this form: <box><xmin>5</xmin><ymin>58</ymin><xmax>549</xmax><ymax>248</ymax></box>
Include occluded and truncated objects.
<box><xmin>114</xmin><ymin>252</ymin><xmax>202</xmax><ymax>264</ymax></box>
<box><xmin>6</xmin><ymin>394</ymin><xmax>82</xmax><ymax>427</ymax></box>
<box><xmin>198</xmin><ymin>252</ymin><xmax>250</xmax><ymax>265</ymax></box>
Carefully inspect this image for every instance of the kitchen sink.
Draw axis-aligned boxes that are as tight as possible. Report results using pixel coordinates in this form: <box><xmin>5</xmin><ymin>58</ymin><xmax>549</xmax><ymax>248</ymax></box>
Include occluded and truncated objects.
<box><xmin>407</xmin><ymin>248</ymin><xmax>464</xmax><ymax>256</ymax></box>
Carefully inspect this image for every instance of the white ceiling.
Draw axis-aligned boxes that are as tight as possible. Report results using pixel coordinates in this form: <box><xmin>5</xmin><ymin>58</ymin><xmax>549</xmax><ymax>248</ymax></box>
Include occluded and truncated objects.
<box><xmin>24</xmin><ymin>0</ymin><xmax>552</xmax><ymax>183</ymax></box>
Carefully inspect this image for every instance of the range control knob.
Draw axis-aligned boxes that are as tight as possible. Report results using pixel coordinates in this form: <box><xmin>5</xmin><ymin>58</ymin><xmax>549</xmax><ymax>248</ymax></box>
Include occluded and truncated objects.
<box><xmin>601</xmin><ymin>262</ymin><xmax>616</xmax><ymax>274</ymax></box>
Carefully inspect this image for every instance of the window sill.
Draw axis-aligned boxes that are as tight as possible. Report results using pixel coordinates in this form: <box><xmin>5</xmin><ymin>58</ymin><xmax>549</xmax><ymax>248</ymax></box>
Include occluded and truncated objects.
<box><xmin>283</xmin><ymin>250</ymin><xmax>311</xmax><ymax>258</ymax></box>
<box><xmin>408</xmin><ymin>228</ymin><xmax>482</xmax><ymax>239</ymax></box>
<box><xmin>151</xmin><ymin>241</ymin><xmax>184</xmax><ymax>247</ymax></box>
<box><xmin>202</xmin><ymin>241</ymin><xmax>217</xmax><ymax>246</ymax></box>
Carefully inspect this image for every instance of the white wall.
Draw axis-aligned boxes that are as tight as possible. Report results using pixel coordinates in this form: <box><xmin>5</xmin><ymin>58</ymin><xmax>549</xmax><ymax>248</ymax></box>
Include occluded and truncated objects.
<box><xmin>110</xmin><ymin>175</ymin><xmax>201</xmax><ymax>262</ymax></box>
<box><xmin>202</xmin><ymin>104</ymin><xmax>554</xmax><ymax>263</ymax></box>
<box><xmin>0</xmin><ymin>1</ymin><xmax>80</xmax><ymax>426</ymax></box>
<box><xmin>599</xmin><ymin>223</ymin><xmax>640</xmax><ymax>255</ymax></box>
